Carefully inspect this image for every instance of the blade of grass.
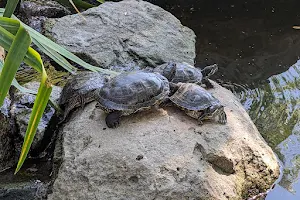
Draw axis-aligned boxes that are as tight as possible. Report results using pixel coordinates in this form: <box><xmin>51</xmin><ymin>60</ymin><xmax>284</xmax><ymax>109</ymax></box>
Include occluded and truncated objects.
<box><xmin>3</xmin><ymin>0</ymin><xmax>19</xmax><ymax>18</ymax></box>
<box><xmin>0</xmin><ymin>17</ymin><xmax>19</xmax><ymax>35</ymax></box>
<box><xmin>15</xmin><ymin>73</ymin><xmax>52</xmax><ymax>174</ymax></box>
<box><xmin>25</xmin><ymin>24</ymin><xmax>119</xmax><ymax>75</ymax></box>
<box><xmin>32</xmin><ymin>37</ymin><xmax>77</xmax><ymax>74</ymax></box>
<box><xmin>0</xmin><ymin>25</ymin><xmax>31</xmax><ymax>105</ymax></box>
<box><xmin>0</xmin><ymin>59</ymin><xmax>36</xmax><ymax>94</ymax></box>
<box><xmin>68</xmin><ymin>0</ymin><xmax>85</xmax><ymax>20</ymax></box>
<box><xmin>0</xmin><ymin>9</ymin><xmax>119</xmax><ymax>76</ymax></box>
<box><xmin>0</xmin><ymin>22</ymin><xmax>43</xmax><ymax>72</ymax></box>
<box><xmin>57</xmin><ymin>0</ymin><xmax>94</xmax><ymax>9</ymax></box>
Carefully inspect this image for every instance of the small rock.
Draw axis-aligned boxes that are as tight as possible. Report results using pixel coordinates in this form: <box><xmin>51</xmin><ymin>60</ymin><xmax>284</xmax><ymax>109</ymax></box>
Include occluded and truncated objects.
<box><xmin>10</xmin><ymin>82</ymin><xmax>62</xmax><ymax>150</ymax></box>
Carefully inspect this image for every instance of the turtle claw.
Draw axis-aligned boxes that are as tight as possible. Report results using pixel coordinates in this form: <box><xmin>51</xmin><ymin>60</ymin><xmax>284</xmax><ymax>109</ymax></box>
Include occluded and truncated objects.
<box><xmin>197</xmin><ymin>120</ymin><xmax>204</xmax><ymax>126</ymax></box>
<box><xmin>217</xmin><ymin>110</ymin><xmax>227</xmax><ymax>124</ymax></box>
<box><xmin>105</xmin><ymin>111</ymin><xmax>122</xmax><ymax>128</ymax></box>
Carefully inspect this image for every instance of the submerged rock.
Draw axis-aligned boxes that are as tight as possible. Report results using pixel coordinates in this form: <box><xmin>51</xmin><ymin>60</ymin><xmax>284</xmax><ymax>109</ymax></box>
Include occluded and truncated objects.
<box><xmin>0</xmin><ymin>96</ymin><xmax>15</xmax><ymax>171</ymax></box>
<box><xmin>10</xmin><ymin>82</ymin><xmax>62</xmax><ymax>150</ymax></box>
<box><xmin>49</xmin><ymin>81</ymin><xmax>279</xmax><ymax>200</ymax></box>
<box><xmin>45</xmin><ymin>0</ymin><xmax>196</xmax><ymax>68</ymax></box>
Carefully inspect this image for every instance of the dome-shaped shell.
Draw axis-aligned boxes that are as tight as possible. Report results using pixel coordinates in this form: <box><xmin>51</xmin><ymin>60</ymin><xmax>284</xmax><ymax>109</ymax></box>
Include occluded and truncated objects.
<box><xmin>95</xmin><ymin>71</ymin><xmax>170</xmax><ymax>114</ymax></box>
<box><xmin>169</xmin><ymin>83</ymin><xmax>220</xmax><ymax>111</ymax></box>
<box><xmin>154</xmin><ymin>62</ymin><xmax>203</xmax><ymax>83</ymax></box>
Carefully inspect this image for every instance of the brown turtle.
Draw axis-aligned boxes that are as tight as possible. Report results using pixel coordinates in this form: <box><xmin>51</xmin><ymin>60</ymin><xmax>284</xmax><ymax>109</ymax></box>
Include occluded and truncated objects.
<box><xmin>154</xmin><ymin>62</ymin><xmax>218</xmax><ymax>88</ymax></box>
<box><xmin>169</xmin><ymin>83</ymin><xmax>227</xmax><ymax>124</ymax></box>
<box><xmin>94</xmin><ymin>71</ymin><xmax>170</xmax><ymax>128</ymax></box>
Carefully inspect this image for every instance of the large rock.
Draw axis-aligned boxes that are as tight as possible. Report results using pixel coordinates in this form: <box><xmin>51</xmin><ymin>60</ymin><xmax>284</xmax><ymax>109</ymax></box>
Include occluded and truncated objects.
<box><xmin>0</xmin><ymin>96</ymin><xmax>15</xmax><ymax>171</ymax></box>
<box><xmin>10</xmin><ymin>82</ymin><xmax>62</xmax><ymax>150</ymax></box>
<box><xmin>49</xmin><ymin>82</ymin><xmax>279</xmax><ymax>200</ymax></box>
<box><xmin>45</xmin><ymin>0</ymin><xmax>196</xmax><ymax>68</ymax></box>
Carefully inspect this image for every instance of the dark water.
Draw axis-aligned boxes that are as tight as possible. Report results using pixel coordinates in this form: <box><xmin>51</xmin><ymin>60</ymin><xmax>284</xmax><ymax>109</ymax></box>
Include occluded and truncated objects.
<box><xmin>149</xmin><ymin>0</ymin><xmax>300</xmax><ymax>199</ymax></box>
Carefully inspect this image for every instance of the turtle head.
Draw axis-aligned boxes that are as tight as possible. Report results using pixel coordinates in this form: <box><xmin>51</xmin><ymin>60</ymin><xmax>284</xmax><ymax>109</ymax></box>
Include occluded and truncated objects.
<box><xmin>201</xmin><ymin>64</ymin><xmax>218</xmax><ymax>78</ymax></box>
<box><xmin>209</xmin><ymin>105</ymin><xmax>227</xmax><ymax>124</ymax></box>
<box><xmin>198</xmin><ymin>105</ymin><xmax>227</xmax><ymax>124</ymax></box>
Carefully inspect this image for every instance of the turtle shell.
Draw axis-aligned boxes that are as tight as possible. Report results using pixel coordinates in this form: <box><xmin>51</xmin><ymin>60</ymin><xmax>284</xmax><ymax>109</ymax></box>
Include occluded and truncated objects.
<box><xmin>154</xmin><ymin>62</ymin><xmax>203</xmax><ymax>83</ymax></box>
<box><xmin>59</xmin><ymin>71</ymin><xmax>108</xmax><ymax>121</ymax></box>
<box><xmin>94</xmin><ymin>71</ymin><xmax>170</xmax><ymax>115</ymax></box>
<box><xmin>169</xmin><ymin>83</ymin><xmax>221</xmax><ymax>111</ymax></box>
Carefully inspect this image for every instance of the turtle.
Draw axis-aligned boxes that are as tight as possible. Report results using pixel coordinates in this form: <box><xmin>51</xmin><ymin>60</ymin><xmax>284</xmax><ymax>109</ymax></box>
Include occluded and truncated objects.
<box><xmin>94</xmin><ymin>70</ymin><xmax>170</xmax><ymax>128</ymax></box>
<box><xmin>153</xmin><ymin>62</ymin><xmax>218</xmax><ymax>88</ymax></box>
<box><xmin>59</xmin><ymin>71</ymin><xmax>108</xmax><ymax>122</ymax></box>
<box><xmin>169</xmin><ymin>83</ymin><xmax>227</xmax><ymax>124</ymax></box>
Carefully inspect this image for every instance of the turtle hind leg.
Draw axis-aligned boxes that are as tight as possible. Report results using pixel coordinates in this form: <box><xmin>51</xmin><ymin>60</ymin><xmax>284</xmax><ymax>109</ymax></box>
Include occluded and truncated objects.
<box><xmin>105</xmin><ymin>111</ymin><xmax>122</xmax><ymax>128</ymax></box>
<box><xmin>197</xmin><ymin>108</ymin><xmax>210</xmax><ymax>124</ymax></box>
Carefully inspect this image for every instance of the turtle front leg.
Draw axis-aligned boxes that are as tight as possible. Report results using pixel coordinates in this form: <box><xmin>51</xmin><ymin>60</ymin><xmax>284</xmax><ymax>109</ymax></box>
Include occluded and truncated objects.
<box><xmin>216</xmin><ymin>109</ymin><xmax>227</xmax><ymax>124</ymax></box>
<box><xmin>202</xmin><ymin>78</ymin><xmax>214</xmax><ymax>89</ymax></box>
<box><xmin>211</xmin><ymin>106</ymin><xmax>227</xmax><ymax>124</ymax></box>
<box><xmin>106</xmin><ymin>111</ymin><xmax>122</xmax><ymax>128</ymax></box>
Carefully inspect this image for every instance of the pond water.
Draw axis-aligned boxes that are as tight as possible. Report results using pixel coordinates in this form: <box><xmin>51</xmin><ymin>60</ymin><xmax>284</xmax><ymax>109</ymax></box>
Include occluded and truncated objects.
<box><xmin>150</xmin><ymin>0</ymin><xmax>300</xmax><ymax>198</ymax></box>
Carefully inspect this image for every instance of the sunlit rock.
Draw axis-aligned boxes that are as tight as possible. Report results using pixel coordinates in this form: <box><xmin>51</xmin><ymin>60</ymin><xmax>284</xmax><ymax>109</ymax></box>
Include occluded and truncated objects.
<box><xmin>49</xmin><ymin>81</ymin><xmax>279</xmax><ymax>199</ymax></box>
<box><xmin>45</xmin><ymin>0</ymin><xmax>196</xmax><ymax>68</ymax></box>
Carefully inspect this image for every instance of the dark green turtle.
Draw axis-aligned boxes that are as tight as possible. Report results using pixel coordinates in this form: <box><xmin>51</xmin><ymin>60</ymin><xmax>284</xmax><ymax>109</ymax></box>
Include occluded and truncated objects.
<box><xmin>59</xmin><ymin>71</ymin><xmax>108</xmax><ymax>122</ymax></box>
<box><xmin>94</xmin><ymin>71</ymin><xmax>170</xmax><ymax>128</ymax></box>
<box><xmin>169</xmin><ymin>83</ymin><xmax>227</xmax><ymax>124</ymax></box>
<box><xmin>154</xmin><ymin>62</ymin><xmax>218</xmax><ymax>88</ymax></box>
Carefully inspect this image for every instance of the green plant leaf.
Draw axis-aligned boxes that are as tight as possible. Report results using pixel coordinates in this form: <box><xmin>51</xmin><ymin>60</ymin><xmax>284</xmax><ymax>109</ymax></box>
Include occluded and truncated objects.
<box><xmin>0</xmin><ymin>60</ymin><xmax>36</xmax><ymax>94</ymax></box>
<box><xmin>32</xmin><ymin>37</ymin><xmax>77</xmax><ymax>74</ymax></box>
<box><xmin>0</xmin><ymin>17</ymin><xmax>19</xmax><ymax>34</ymax></box>
<box><xmin>0</xmin><ymin>16</ymin><xmax>54</xmax><ymax>173</ymax></box>
<box><xmin>0</xmin><ymin>19</ymin><xmax>43</xmax><ymax>72</ymax></box>
<box><xmin>15</xmin><ymin>73</ymin><xmax>52</xmax><ymax>174</ymax></box>
<box><xmin>3</xmin><ymin>0</ymin><xmax>19</xmax><ymax>18</ymax></box>
<box><xmin>0</xmin><ymin>24</ymin><xmax>31</xmax><ymax>105</ymax></box>
<box><xmin>0</xmin><ymin>8</ymin><xmax>119</xmax><ymax>76</ymax></box>
<box><xmin>24</xmin><ymin>23</ymin><xmax>119</xmax><ymax>75</ymax></box>
<box><xmin>57</xmin><ymin>0</ymin><xmax>94</xmax><ymax>9</ymax></box>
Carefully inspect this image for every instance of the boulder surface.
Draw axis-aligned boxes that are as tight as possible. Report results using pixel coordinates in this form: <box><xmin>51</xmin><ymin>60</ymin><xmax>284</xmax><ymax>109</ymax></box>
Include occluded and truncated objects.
<box><xmin>45</xmin><ymin>0</ymin><xmax>196</xmax><ymax>68</ymax></box>
<box><xmin>49</xmin><ymin>82</ymin><xmax>279</xmax><ymax>200</ymax></box>
<box><xmin>0</xmin><ymin>96</ymin><xmax>15</xmax><ymax>171</ymax></box>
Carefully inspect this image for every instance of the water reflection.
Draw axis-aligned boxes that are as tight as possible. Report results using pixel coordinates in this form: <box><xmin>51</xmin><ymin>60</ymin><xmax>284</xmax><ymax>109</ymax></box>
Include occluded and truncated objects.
<box><xmin>237</xmin><ymin>60</ymin><xmax>300</xmax><ymax>198</ymax></box>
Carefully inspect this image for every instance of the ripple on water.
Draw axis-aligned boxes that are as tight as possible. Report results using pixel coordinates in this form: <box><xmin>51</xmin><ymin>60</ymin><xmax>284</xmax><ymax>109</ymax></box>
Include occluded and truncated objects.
<box><xmin>237</xmin><ymin>60</ymin><xmax>300</xmax><ymax>199</ymax></box>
